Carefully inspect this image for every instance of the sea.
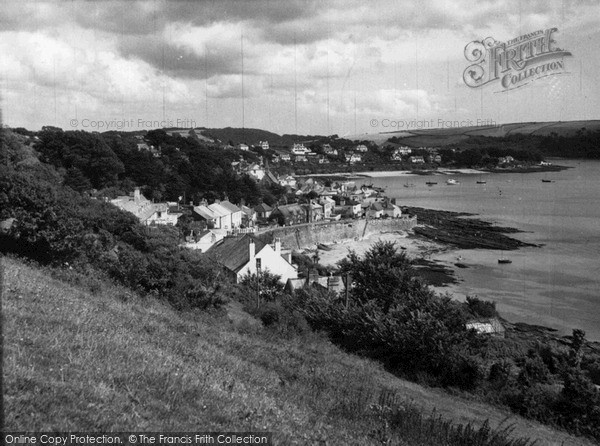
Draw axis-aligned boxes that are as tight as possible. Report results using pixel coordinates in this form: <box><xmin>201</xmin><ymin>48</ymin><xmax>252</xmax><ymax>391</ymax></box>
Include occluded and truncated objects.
<box><xmin>362</xmin><ymin>159</ymin><xmax>600</xmax><ymax>341</ymax></box>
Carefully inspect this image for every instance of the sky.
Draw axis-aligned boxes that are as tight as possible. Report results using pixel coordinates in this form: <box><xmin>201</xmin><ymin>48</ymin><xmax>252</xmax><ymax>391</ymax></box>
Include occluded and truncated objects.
<box><xmin>1</xmin><ymin>0</ymin><xmax>599</xmax><ymax>137</ymax></box>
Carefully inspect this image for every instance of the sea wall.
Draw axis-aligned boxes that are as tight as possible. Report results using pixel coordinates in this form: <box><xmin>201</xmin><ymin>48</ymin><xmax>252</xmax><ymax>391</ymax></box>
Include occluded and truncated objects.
<box><xmin>256</xmin><ymin>216</ymin><xmax>417</xmax><ymax>250</ymax></box>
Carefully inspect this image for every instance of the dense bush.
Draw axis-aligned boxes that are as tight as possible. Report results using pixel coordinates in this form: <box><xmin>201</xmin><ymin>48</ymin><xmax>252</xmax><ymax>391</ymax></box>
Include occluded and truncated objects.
<box><xmin>0</xmin><ymin>156</ymin><xmax>224</xmax><ymax>309</ymax></box>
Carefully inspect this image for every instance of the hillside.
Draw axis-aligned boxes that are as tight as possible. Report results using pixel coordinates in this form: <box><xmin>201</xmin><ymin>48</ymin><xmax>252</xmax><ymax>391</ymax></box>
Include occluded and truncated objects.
<box><xmin>2</xmin><ymin>256</ymin><xmax>595</xmax><ymax>445</ymax></box>
<box><xmin>357</xmin><ymin>120</ymin><xmax>600</xmax><ymax>147</ymax></box>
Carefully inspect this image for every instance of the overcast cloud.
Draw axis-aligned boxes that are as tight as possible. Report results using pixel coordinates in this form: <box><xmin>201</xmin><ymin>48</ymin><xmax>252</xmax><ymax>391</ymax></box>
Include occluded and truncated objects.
<box><xmin>1</xmin><ymin>0</ymin><xmax>598</xmax><ymax>135</ymax></box>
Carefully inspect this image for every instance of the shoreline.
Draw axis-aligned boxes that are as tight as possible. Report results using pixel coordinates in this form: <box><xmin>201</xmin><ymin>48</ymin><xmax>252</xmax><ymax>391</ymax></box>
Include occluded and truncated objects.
<box><xmin>314</xmin><ymin>221</ymin><xmax>600</xmax><ymax>349</ymax></box>
<box><xmin>295</xmin><ymin>163</ymin><xmax>570</xmax><ymax>180</ymax></box>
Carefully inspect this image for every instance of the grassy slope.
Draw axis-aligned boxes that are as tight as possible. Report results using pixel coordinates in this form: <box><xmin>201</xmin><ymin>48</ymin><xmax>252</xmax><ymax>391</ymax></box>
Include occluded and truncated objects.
<box><xmin>3</xmin><ymin>256</ymin><xmax>595</xmax><ymax>445</ymax></box>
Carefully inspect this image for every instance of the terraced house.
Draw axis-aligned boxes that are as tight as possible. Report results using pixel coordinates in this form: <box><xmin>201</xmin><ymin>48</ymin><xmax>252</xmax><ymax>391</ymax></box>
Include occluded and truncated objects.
<box><xmin>110</xmin><ymin>188</ymin><xmax>181</xmax><ymax>226</ymax></box>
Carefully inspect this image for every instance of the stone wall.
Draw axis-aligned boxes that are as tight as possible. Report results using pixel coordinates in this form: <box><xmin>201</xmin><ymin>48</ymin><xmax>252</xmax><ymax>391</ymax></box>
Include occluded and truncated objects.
<box><xmin>256</xmin><ymin>216</ymin><xmax>417</xmax><ymax>250</ymax></box>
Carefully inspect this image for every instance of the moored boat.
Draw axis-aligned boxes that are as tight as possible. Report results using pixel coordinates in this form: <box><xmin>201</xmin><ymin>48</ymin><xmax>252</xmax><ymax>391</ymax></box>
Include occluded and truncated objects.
<box><xmin>498</xmin><ymin>258</ymin><xmax>512</xmax><ymax>264</ymax></box>
<box><xmin>446</xmin><ymin>179</ymin><xmax>460</xmax><ymax>185</ymax></box>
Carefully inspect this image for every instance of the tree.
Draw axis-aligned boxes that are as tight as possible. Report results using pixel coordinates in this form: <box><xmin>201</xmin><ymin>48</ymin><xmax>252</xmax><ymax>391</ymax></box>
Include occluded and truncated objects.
<box><xmin>338</xmin><ymin>241</ymin><xmax>425</xmax><ymax>313</ymax></box>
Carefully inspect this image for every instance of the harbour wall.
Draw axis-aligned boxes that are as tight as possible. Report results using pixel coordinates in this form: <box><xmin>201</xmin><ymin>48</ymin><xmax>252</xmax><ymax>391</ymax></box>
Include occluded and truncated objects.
<box><xmin>256</xmin><ymin>216</ymin><xmax>417</xmax><ymax>250</ymax></box>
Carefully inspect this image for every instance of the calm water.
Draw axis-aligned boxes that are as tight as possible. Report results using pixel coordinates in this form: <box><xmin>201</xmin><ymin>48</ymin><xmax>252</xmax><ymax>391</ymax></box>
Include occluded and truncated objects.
<box><xmin>364</xmin><ymin>160</ymin><xmax>600</xmax><ymax>341</ymax></box>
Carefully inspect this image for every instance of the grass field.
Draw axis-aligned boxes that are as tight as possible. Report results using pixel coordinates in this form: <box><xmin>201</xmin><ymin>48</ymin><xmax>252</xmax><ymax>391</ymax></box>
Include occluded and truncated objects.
<box><xmin>2</xmin><ymin>256</ymin><xmax>595</xmax><ymax>445</ymax></box>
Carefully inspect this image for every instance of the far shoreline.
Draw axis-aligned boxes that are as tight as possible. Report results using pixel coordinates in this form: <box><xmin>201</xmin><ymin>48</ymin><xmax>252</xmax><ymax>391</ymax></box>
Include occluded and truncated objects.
<box><xmin>296</xmin><ymin>163</ymin><xmax>570</xmax><ymax>180</ymax></box>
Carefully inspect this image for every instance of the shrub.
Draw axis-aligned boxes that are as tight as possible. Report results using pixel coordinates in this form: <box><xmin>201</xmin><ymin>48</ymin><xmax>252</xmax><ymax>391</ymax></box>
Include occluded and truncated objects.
<box><xmin>489</xmin><ymin>361</ymin><xmax>512</xmax><ymax>388</ymax></box>
<box><xmin>466</xmin><ymin>296</ymin><xmax>498</xmax><ymax>318</ymax></box>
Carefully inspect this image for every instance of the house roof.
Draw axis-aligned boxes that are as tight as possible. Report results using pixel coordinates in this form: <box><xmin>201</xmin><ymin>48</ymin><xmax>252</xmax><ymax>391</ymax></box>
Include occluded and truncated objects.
<box><xmin>261</xmin><ymin>170</ymin><xmax>279</xmax><ymax>185</ymax></box>
<box><xmin>254</xmin><ymin>203</ymin><xmax>272</xmax><ymax>213</ymax></box>
<box><xmin>466</xmin><ymin>318</ymin><xmax>505</xmax><ymax>334</ymax></box>
<box><xmin>207</xmin><ymin>202</ymin><xmax>231</xmax><ymax>218</ymax></box>
<box><xmin>369</xmin><ymin>202</ymin><xmax>384</xmax><ymax>211</ymax></box>
<box><xmin>110</xmin><ymin>194</ymin><xmax>160</xmax><ymax>222</ymax></box>
<box><xmin>207</xmin><ymin>234</ymin><xmax>268</xmax><ymax>274</ymax></box>
<box><xmin>273</xmin><ymin>204</ymin><xmax>305</xmax><ymax>217</ymax></box>
<box><xmin>219</xmin><ymin>200</ymin><xmax>242</xmax><ymax>214</ymax></box>
<box><xmin>193</xmin><ymin>205</ymin><xmax>217</xmax><ymax>221</ymax></box>
<box><xmin>240</xmin><ymin>205</ymin><xmax>255</xmax><ymax>216</ymax></box>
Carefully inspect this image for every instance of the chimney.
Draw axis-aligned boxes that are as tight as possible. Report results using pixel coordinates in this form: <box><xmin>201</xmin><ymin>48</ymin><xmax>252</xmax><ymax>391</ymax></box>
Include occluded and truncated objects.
<box><xmin>274</xmin><ymin>237</ymin><xmax>281</xmax><ymax>255</ymax></box>
<box><xmin>248</xmin><ymin>239</ymin><xmax>255</xmax><ymax>261</ymax></box>
<box><xmin>134</xmin><ymin>187</ymin><xmax>141</xmax><ymax>203</ymax></box>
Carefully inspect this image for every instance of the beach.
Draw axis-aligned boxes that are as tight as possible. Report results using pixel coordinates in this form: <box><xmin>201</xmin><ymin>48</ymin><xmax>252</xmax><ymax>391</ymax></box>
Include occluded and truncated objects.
<box><xmin>313</xmin><ymin>230</ymin><xmax>447</xmax><ymax>268</ymax></box>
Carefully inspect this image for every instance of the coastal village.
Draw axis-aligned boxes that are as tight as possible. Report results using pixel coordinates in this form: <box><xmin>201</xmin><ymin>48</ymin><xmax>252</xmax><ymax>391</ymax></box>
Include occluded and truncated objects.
<box><xmin>109</xmin><ymin>128</ymin><xmax>552</xmax><ymax>311</ymax></box>
<box><xmin>110</xmin><ymin>172</ymin><xmax>408</xmax><ymax>295</ymax></box>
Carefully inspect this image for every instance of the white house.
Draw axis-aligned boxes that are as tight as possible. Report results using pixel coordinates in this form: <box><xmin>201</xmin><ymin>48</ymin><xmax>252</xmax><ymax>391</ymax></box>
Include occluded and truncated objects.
<box><xmin>110</xmin><ymin>188</ymin><xmax>181</xmax><ymax>226</ymax></box>
<box><xmin>345</xmin><ymin>153</ymin><xmax>362</xmax><ymax>163</ymax></box>
<box><xmin>180</xmin><ymin>229</ymin><xmax>226</xmax><ymax>252</ymax></box>
<box><xmin>366</xmin><ymin>201</ymin><xmax>384</xmax><ymax>219</ymax></box>
<box><xmin>318</xmin><ymin>196</ymin><xmax>336</xmax><ymax>218</ymax></box>
<box><xmin>259</xmin><ymin>141</ymin><xmax>269</xmax><ymax>151</ymax></box>
<box><xmin>291</xmin><ymin>143</ymin><xmax>310</xmax><ymax>155</ymax></box>
<box><xmin>381</xmin><ymin>200</ymin><xmax>402</xmax><ymax>218</ymax></box>
<box><xmin>355</xmin><ymin>144</ymin><xmax>368</xmax><ymax>152</ymax></box>
<box><xmin>409</xmin><ymin>156</ymin><xmax>425</xmax><ymax>164</ymax></box>
<box><xmin>247</xmin><ymin>163</ymin><xmax>265</xmax><ymax>181</ymax></box>
<box><xmin>207</xmin><ymin>235</ymin><xmax>298</xmax><ymax>284</ymax></box>
<box><xmin>237</xmin><ymin>143</ymin><xmax>249</xmax><ymax>151</ymax></box>
<box><xmin>193</xmin><ymin>200</ymin><xmax>242</xmax><ymax>229</ymax></box>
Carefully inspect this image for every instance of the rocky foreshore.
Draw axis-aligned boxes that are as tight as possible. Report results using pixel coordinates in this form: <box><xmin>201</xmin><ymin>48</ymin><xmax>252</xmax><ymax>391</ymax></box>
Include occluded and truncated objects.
<box><xmin>402</xmin><ymin>206</ymin><xmax>538</xmax><ymax>250</ymax></box>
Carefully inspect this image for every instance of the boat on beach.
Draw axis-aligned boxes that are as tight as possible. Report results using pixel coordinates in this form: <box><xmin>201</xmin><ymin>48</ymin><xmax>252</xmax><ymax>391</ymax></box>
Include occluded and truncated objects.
<box><xmin>425</xmin><ymin>181</ymin><xmax>437</xmax><ymax>186</ymax></box>
<box><xmin>541</xmin><ymin>179</ymin><xmax>554</xmax><ymax>183</ymax></box>
<box><xmin>446</xmin><ymin>179</ymin><xmax>460</xmax><ymax>185</ymax></box>
<box><xmin>498</xmin><ymin>258</ymin><xmax>512</xmax><ymax>264</ymax></box>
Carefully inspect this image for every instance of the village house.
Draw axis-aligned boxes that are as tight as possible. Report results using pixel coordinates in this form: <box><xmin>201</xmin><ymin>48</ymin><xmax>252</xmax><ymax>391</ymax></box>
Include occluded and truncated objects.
<box><xmin>345</xmin><ymin>153</ymin><xmax>362</xmax><ymax>164</ymax></box>
<box><xmin>318</xmin><ymin>196</ymin><xmax>335</xmax><ymax>218</ymax></box>
<box><xmin>278</xmin><ymin>175</ymin><xmax>297</xmax><ymax>188</ymax></box>
<box><xmin>498</xmin><ymin>156</ymin><xmax>515</xmax><ymax>165</ymax></box>
<box><xmin>110</xmin><ymin>188</ymin><xmax>181</xmax><ymax>226</ymax></box>
<box><xmin>355</xmin><ymin>144</ymin><xmax>368</xmax><ymax>152</ymax></box>
<box><xmin>291</xmin><ymin>143</ymin><xmax>310</xmax><ymax>155</ymax></box>
<box><xmin>303</xmin><ymin>202</ymin><xmax>324</xmax><ymax>222</ymax></box>
<box><xmin>409</xmin><ymin>155</ymin><xmax>425</xmax><ymax>164</ymax></box>
<box><xmin>237</xmin><ymin>143</ymin><xmax>249</xmax><ymax>151</ymax></box>
<box><xmin>391</xmin><ymin>149</ymin><xmax>403</xmax><ymax>161</ymax></box>
<box><xmin>247</xmin><ymin>163</ymin><xmax>265</xmax><ymax>181</ymax></box>
<box><xmin>259</xmin><ymin>141</ymin><xmax>269</xmax><ymax>151</ymax></box>
<box><xmin>466</xmin><ymin>318</ymin><xmax>506</xmax><ymax>338</ymax></box>
<box><xmin>294</xmin><ymin>154</ymin><xmax>308</xmax><ymax>163</ymax></box>
<box><xmin>278</xmin><ymin>152</ymin><xmax>291</xmax><ymax>162</ymax></box>
<box><xmin>333</xmin><ymin>196</ymin><xmax>362</xmax><ymax>218</ymax></box>
<box><xmin>398</xmin><ymin>146</ymin><xmax>412</xmax><ymax>155</ymax></box>
<box><xmin>318</xmin><ymin>155</ymin><xmax>330</xmax><ymax>164</ymax></box>
<box><xmin>180</xmin><ymin>229</ymin><xmax>226</xmax><ymax>252</ymax></box>
<box><xmin>323</xmin><ymin>144</ymin><xmax>338</xmax><ymax>156</ymax></box>
<box><xmin>240</xmin><ymin>205</ymin><xmax>257</xmax><ymax>227</ymax></box>
<box><xmin>206</xmin><ymin>235</ymin><xmax>298</xmax><ymax>284</ymax></box>
<box><xmin>254</xmin><ymin>203</ymin><xmax>273</xmax><ymax>222</ymax></box>
<box><xmin>259</xmin><ymin>170</ymin><xmax>280</xmax><ymax>188</ymax></box>
<box><xmin>192</xmin><ymin>200</ymin><xmax>242</xmax><ymax>230</ymax></box>
<box><xmin>366</xmin><ymin>201</ymin><xmax>384</xmax><ymax>219</ymax></box>
<box><xmin>269</xmin><ymin>204</ymin><xmax>307</xmax><ymax>226</ymax></box>
<box><xmin>380</xmin><ymin>200</ymin><xmax>402</xmax><ymax>218</ymax></box>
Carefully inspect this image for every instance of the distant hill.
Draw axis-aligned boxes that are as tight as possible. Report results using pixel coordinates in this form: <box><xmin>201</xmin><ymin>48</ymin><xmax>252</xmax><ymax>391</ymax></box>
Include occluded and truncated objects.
<box><xmin>199</xmin><ymin>127</ymin><xmax>337</xmax><ymax>148</ymax></box>
<box><xmin>358</xmin><ymin>120</ymin><xmax>600</xmax><ymax>147</ymax></box>
<box><xmin>193</xmin><ymin>120</ymin><xmax>600</xmax><ymax>149</ymax></box>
